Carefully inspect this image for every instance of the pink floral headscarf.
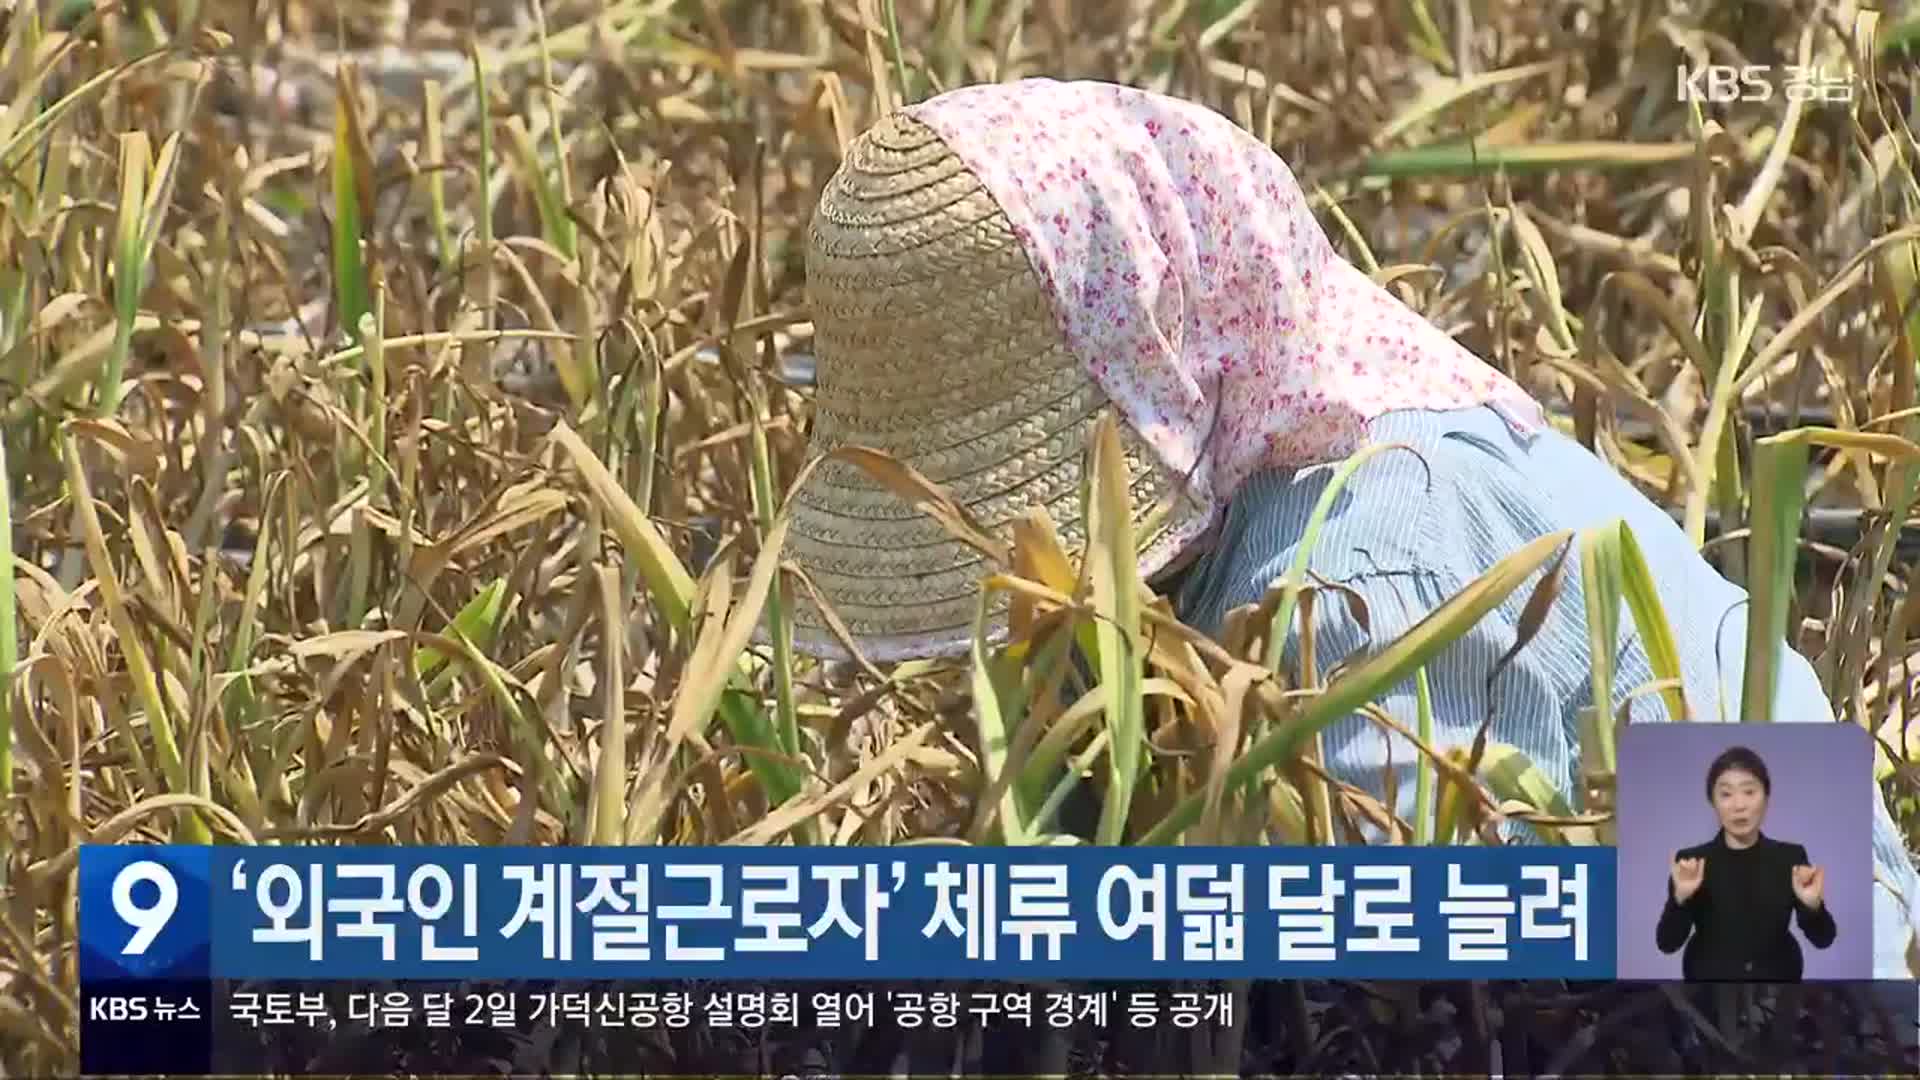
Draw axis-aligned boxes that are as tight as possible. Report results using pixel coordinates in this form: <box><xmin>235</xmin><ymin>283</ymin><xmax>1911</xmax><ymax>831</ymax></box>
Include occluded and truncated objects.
<box><xmin>907</xmin><ymin>79</ymin><xmax>1544</xmax><ymax>544</ymax></box>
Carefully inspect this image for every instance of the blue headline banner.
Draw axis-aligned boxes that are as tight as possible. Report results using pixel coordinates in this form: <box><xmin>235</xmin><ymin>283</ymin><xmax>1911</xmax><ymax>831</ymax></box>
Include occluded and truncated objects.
<box><xmin>79</xmin><ymin>844</ymin><xmax>1616</xmax><ymax>982</ymax></box>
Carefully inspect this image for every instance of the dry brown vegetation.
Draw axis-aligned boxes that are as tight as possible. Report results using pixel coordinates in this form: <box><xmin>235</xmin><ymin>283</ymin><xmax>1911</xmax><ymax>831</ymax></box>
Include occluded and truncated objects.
<box><xmin>1</xmin><ymin>0</ymin><xmax>1919</xmax><ymax>1074</ymax></box>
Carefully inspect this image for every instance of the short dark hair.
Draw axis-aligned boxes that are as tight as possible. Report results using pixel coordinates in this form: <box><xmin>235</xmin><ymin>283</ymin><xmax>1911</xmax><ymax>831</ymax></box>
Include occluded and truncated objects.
<box><xmin>1705</xmin><ymin>745</ymin><xmax>1771</xmax><ymax>801</ymax></box>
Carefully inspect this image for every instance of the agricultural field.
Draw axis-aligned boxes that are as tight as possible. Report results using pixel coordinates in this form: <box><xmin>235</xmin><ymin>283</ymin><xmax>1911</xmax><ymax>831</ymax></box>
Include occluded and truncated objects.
<box><xmin>0</xmin><ymin>0</ymin><xmax>1917</xmax><ymax>1073</ymax></box>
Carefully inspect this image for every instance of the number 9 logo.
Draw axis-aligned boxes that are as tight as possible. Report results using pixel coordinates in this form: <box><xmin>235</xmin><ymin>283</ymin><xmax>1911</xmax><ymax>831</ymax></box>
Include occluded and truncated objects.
<box><xmin>112</xmin><ymin>860</ymin><xmax>179</xmax><ymax>956</ymax></box>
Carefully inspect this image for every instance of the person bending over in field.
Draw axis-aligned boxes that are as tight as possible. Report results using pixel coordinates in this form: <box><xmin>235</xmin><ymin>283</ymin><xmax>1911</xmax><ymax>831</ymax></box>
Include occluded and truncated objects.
<box><xmin>778</xmin><ymin>77</ymin><xmax>1920</xmax><ymax>983</ymax></box>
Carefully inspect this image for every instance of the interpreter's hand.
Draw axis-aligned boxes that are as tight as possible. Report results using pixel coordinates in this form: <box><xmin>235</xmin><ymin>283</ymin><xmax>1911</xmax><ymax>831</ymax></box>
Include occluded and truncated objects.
<box><xmin>1671</xmin><ymin>856</ymin><xmax>1705</xmax><ymax>903</ymax></box>
<box><xmin>1792</xmin><ymin>863</ymin><xmax>1826</xmax><ymax>909</ymax></box>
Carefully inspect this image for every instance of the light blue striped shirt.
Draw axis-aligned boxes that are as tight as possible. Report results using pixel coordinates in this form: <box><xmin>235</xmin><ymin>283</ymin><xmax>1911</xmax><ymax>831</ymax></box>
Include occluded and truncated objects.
<box><xmin>1167</xmin><ymin>404</ymin><xmax>1920</xmax><ymax>983</ymax></box>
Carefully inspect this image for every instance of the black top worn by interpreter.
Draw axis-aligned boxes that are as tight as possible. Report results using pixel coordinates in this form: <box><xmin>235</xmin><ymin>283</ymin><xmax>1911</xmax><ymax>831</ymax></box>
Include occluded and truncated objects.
<box><xmin>1655</xmin><ymin>830</ymin><xmax>1837</xmax><ymax>981</ymax></box>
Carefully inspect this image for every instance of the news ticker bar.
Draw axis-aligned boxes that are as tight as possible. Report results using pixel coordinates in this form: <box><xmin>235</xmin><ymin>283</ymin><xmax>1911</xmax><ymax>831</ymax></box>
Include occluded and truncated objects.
<box><xmin>81</xmin><ymin>978</ymin><xmax>1237</xmax><ymax>1075</ymax></box>
<box><xmin>82</xmin><ymin>977</ymin><xmax>1920</xmax><ymax>1077</ymax></box>
<box><xmin>78</xmin><ymin>844</ymin><xmax>1615</xmax><ymax>982</ymax></box>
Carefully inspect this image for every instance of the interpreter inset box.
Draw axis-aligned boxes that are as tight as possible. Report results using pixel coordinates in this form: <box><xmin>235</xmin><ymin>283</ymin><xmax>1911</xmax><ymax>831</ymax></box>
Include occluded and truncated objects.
<box><xmin>1614</xmin><ymin>723</ymin><xmax>1873</xmax><ymax>981</ymax></box>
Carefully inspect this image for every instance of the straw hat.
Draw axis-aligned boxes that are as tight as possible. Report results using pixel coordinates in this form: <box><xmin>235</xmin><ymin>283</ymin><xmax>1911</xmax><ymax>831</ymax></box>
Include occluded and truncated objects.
<box><xmin>787</xmin><ymin>110</ymin><xmax>1209</xmax><ymax>663</ymax></box>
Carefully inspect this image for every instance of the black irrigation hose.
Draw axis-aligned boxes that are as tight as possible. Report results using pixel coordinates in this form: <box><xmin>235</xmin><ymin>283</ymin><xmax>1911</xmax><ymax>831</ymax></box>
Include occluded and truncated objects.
<box><xmin>1599</xmin><ymin>405</ymin><xmax>1920</xmax><ymax>563</ymax></box>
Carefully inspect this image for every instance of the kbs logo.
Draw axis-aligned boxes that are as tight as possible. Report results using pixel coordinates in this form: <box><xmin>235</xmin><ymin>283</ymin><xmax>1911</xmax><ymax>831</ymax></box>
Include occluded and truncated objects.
<box><xmin>89</xmin><ymin>995</ymin><xmax>150</xmax><ymax>1021</ymax></box>
<box><xmin>1675</xmin><ymin>64</ymin><xmax>1854</xmax><ymax>105</ymax></box>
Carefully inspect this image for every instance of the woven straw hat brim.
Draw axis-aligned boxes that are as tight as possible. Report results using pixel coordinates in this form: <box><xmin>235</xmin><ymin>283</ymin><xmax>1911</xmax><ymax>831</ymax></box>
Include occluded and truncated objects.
<box><xmin>788</xmin><ymin>111</ymin><xmax>1209</xmax><ymax>664</ymax></box>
